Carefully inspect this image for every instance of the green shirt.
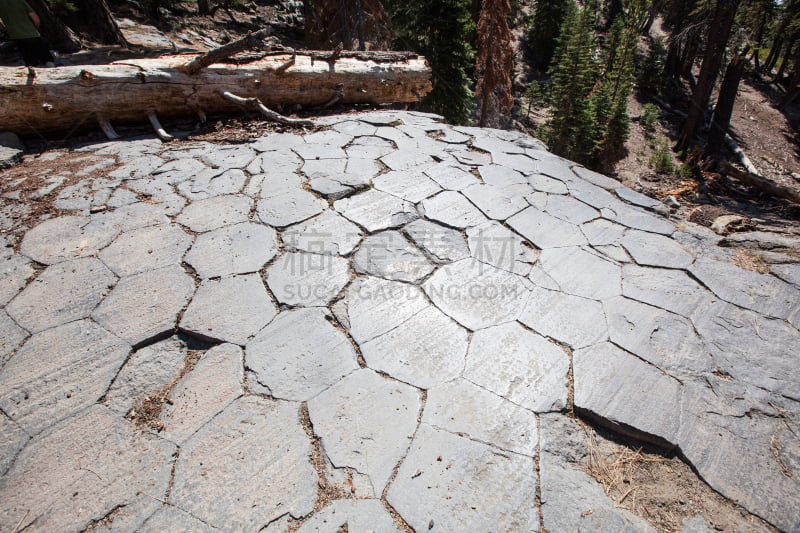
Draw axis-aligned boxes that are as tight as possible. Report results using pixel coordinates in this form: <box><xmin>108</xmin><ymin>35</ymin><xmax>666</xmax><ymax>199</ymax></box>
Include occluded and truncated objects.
<box><xmin>0</xmin><ymin>0</ymin><xmax>41</xmax><ymax>40</ymax></box>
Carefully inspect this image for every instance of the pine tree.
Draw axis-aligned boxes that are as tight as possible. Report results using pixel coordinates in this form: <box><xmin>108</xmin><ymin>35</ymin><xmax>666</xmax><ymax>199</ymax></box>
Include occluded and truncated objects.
<box><xmin>386</xmin><ymin>0</ymin><xmax>476</xmax><ymax>124</ymax></box>
<box><xmin>475</xmin><ymin>0</ymin><xmax>514</xmax><ymax>128</ymax></box>
<box><xmin>525</xmin><ymin>0</ymin><xmax>570</xmax><ymax>72</ymax></box>
<box><xmin>304</xmin><ymin>0</ymin><xmax>391</xmax><ymax>51</ymax></box>
<box><xmin>543</xmin><ymin>1</ymin><xmax>599</xmax><ymax>164</ymax></box>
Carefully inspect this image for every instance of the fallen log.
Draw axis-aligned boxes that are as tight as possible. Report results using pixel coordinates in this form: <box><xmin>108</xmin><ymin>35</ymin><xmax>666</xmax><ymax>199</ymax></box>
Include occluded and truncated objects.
<box><xmin>719</xmin><ymin>161</ymin><xmax>800</xmax><ymax>205</ymax></box>
<box><xmin>0</xmin><ymin>51</ymin><xmax>432</xmax><ymax>137</ymax></box>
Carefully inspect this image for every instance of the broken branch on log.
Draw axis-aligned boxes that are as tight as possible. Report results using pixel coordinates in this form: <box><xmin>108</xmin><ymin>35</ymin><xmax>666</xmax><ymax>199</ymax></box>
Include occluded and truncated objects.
<box><xmin>220</xmin><ymin>90</ymin><xmax>313</xmax><ymax>127</ymax></box>
<box><xmin>182</xmin><ymin>28</ymin><xmax>271</xmax><ymax>75</ymax></box>
<box><xmin>718</xmin><ymin>161</ymin><xmax>800</xmax><ymax>205</ymax></box>
<box><xmin>0</xmin><ymin>52</ymin><xmax>432</xmax><ymax>136</ymax></box>
<box><xmin>147</xmin><ymin>111</ymin><xmax>174</xmax><ymax>141</ymax></box>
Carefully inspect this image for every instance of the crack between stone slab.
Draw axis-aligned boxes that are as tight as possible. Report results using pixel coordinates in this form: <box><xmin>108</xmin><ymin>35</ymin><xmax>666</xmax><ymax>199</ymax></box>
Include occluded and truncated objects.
<box><xmin>533</xmin><ymin>414</ymin><xmax>545</xmax><ymax>533</ymax></box>
<box><xmin>459</xmin><ymin>375</ymin><xmax>539</xmax><ymax>415</ymax></box>
<box><xmin>79</xmin><ymin>503</ymin><xmax>128</xmax><ymax>533</ymax></box>
<box><xmin>423</xmin><ymin>421</ymin><xmax>535</xmax><ymax>459</ymax></box>
<box><xmin>606</xmin><ymin>340</ymin><xmax>685</xmax><ymax>386</ymax></box>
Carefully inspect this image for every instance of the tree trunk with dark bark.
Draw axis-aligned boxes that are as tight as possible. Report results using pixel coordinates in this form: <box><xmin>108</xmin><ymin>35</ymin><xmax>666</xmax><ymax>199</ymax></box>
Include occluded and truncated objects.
<box><xmin>25</xmin><ymin>0</ymin><xmax>81</xmax><ymax>52</ymax></box>
<box><xmin>72</xmin><ymin>0</ymin><xmax>127</xmax><ymax>46</ymax></box>
<box><xmin>475</xmin><ymin>0</ymin><xmax>513</xmax><ymax>128</ymax></box>
<box><xmin>706</xmin><ymin>54</ymin><xmax>745</xmax><ymax>156</ymax></box>
<box><xmin>677</xmin><ymin>0</ymin><xmax>739</xmax><ymax>150</ymax></box>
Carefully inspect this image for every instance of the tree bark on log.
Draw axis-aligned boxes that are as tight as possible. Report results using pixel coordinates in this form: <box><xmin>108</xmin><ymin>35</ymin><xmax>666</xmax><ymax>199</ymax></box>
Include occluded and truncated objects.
<box><xmin>719</xmin><ymin>161</ymin><xmax>800</xmax><ymax>205</ymax></box>
<box><xmin>0</xmin><ymin>52</ymin><xmax>432</xmax><ymax>136</ymax></box>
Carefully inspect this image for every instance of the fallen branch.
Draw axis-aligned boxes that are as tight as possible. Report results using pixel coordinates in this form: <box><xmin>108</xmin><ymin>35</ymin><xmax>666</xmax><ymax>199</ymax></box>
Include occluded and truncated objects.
<box><xmin>719</xmin><ymin>161</ymin><xmax>800</xmax><ymax>205</ymax></box>
<box><xmin>220</xmin><ymin>90</ymin><xmax>313</xmax><ymax>127</ymax></box>
<box><xmin>182</xmin><ymin>28</ymin><xmax>271</xmax><ymax>75</ymax></box>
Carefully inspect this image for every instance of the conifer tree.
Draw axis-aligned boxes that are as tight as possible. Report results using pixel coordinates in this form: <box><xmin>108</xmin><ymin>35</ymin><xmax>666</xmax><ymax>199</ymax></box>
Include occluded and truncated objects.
<box><xmin>475</xmin><ymin>0</ymin><xmax>514</xmax><ymax>128</ymax></box>
<box><xmin>525</xmin><ymin>0</ymin><xmax>570</xmax><ymax>72</ymax></box>
<box><xmin>386</xmin><ymin>0</ymin><xmax>476</xmax><ymax>124</ymax></box>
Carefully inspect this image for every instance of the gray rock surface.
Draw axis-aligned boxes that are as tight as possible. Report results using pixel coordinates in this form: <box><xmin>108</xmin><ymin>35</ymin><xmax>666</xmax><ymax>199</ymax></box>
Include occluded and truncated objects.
<box><xmin>620</xmin><ymin>229</ymin><xmax>694</xmax><ymax>269</ymax></box>
<box><xmin>519</xmin><ymin>285</ymin><xmax>608</xmax><ymax>349</ymax></box>
<box><xmin>176</xmin><ymin>194</ymin><xmax>252</xmax><ymax>232</ymax></box>
<box><xmin>0</xmin><ymin>311</ymin><xmax>26</xmax><ymax>366</ymax></box>
<box><xmin>335</xmin><ymin>189</ymin><xmax>418</xmax><ymax>232</ymax></box>
<box><xmin>7</xmin><ymin>257</ymin><xmax>116</xmax><ymax>333</ymax></box>
<box><xmin>20</xmin><ymin>215</ymin><xmax>119</xmax><ymax>264</ymax></box>
<box><xmin>420</xmin><ymin>190</ymin><xmax>487</xmax><ymax>228</ymax></box>
<box><xmin>296</xmin><ymin>500</ymin><xmax>401</xmax><ymax>533</ymax></box>
<box><xmin>507</xmin><ymin>206</ymin><xmax>588</xmax><ymax>248</ymax></box>
<box><xmin>0</xmin><ymin>131</ymin><xmax>23</xmax><ymax>168</ymax></box>
<box><xmin>246</xmin><ymin>308</ymin><xmax>358</xmax><ymax>401</ymax></box>
<box><xmin>282</xmin><ymin>210</ymin><xmax>363</xmax><ymax>256</ymax></box>
<box><xmin>92</xmin><ymin>265</ymin><xmax>195</xmax><ymax>346</ymax></box>
<box><xmin>308</xmin><ymin>369</ymin><xmax>420</xmax><ymax>494</ymax></box>
<box><xmin>403</xmin><ymin>219</ymin><xmax>470</xmax><ymax>263</ymax></box>
<box><xmin>100</xmin><ymin>224</ymin><xmax>192</xmax><ymax>276</ymax></box>
<box><xmin>0</xmin><ymin>254</ymin><xmax>34</xmax><ymax>306</ymax></box>
<box><xmin>180</xmin><ymin>274</ymin><xmax>277</xmax><ymax>345</ymax></box>
<box><xmin>353</xmin><ymin>230</ymin><xmax>434</xmax><ymax>283</ymax></box>
<box><xmin>170</xmin><ymin>397</ymin><xmax>316</xmax><ymax>530</ymax></box>
<box><xmin>185</xmin><ymin>222</ymin><xmax>277</xmax><ymax>278</ymax></box>
<box><xmin>539</xmin><ymin>246</ymin><xmax>622</xmax><ymax>300</ymax></box>
<box><xmin>266</xmin><ymin>252</ymin><xmax>350</xmax><ymax>306</ymax></box>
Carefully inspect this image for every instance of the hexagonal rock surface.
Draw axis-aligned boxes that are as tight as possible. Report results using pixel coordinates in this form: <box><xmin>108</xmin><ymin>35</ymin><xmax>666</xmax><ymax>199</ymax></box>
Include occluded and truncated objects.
<box><xmin>403</xmin><ymin>219</ymin><xmax>470</xmax><ymax>263</ymax></box>
<box><xmin>539</xmin><ymin>246</ymin><xmax>622</xmax><ymax>300</ymax></box>
<box><xmin>0</xmin><ymin>406</ymin><xmax>175</xmax><ymax>532</ymax></box>
<box><xmin>344</xmin><ymin>277</ymin><xmax>430</xmax><ymax>344</ymax></box>
<box><xmin>139</xmin><ymin>505</ymin><xmax>216</xmax><ymax>532</ymax></box>
<box><xmin>334</xmin><ymin>189</ymin><xmax>418</xmax><ymax>232</ymax></box>
<box><xmin>20</xmin><ymin>215</ymin><xmax>119</xmax><ymax>264</ymax></box>
<box><xmin>170</xmin><ymin>397</ymin><xmax>316</xmax><ymax>530</ymax></box>
<box><xmin>246</xmin><ymin>308</ymin><xmax>359</xmax><ymax>401</ymax></box>
<box><xmin>507</xmin><ymin>206</ymin><xmax>588</xmax><ymax>248</ymax></box>
<box><xmin>0</xmin><ymin>319</ymin><xmax>130</xmax><ymax>435</ymax></box>
<box><xmin>256</xmin><ymin>173</ymin><xmax>327</xmax><ymax>227</ymax></box>
<box><xmin>373</xmin><ymin>170</ymin><xmax>442</xmax><ymax>203</ymax></box>
<box><xmin>387</xmin><ymin>425</ymin><xmax>538</xmax><ymax>532</ymax></box>
<box><xmin>620</xmin><ymin>229</ymin><xmax>694</xmax><ymax>269</ymax></box>
<box><xmin>266</xmin><ymin>252</ymin><xmax>350</xmax><ymax>306</ymax></box>
<box><xmin>519</xmin><ymin>286</ymin><xmax>608</xmax><ymax>349</ymax></box>
<box><xmin>99</xmin><ymin>224</ymin><xmax>192</xmax><ymax>277</ymax></box>
<box><xmin>465</xmin><ymin>322</ymin><xmax>569</xmax><ymax>412</ymax></box>
<box><xmin>185</xmin><ymin>222</ymin><xmax>277</xmax><ymax>278</ymax></box>
<box><xmin>419</xmin><ymin>191</ymin><xmax>487</xmax><ymax>229</ymax></box>
<box><xmin>160</xmin><ymin>343</ymin><xmax>244</xmax><ymax>444</ymax></box>
<box><xmin>423</xmin><ymin>258</ymin><xmax>530</xmax><ymax>330</ymax></box>
<box><xmin>6</xmin><ymin>257</ymin><xmax>115</xmax><ymax>334</ymax></box>
<box><xmin>354</xmin><ymin>230</ymin><xmax>434</xmax><ymax>283</ymax></box>
<box><xmin>176</xmin><ymin>194</ymin><xmax>252</xmax><ymax>232</ymax></box>
<box><xmin>0</xmin><ymin>310</ymin><xmax>27</xmax><ymax>366</ymax></box>
<box><xmin>282</xmin><ymin>210</ymin><xmax>363</xmax><ymax>256</ymax></box>
<box><xmin>180</xmin><ymin>274</ymin><xmax>277</xmax><ymax>345</ymax></box>
<box><xmin>308</xmin><ymin>369</ymin><xmax>420</xmax><ymax>494</ymax></box>
<box><xmin>296</xmin><ymin>500</ymin><xmax>402</xmax><ymax>533</ymax></box>
<box><xmin>0</xmin><ymin>254</ymin><xmax>34</xmax><ymax>306</ymax></box>
<box><xmin>92</xmin><ymin>265</ymin><xmax>195</xmax><ymax>347</ymax></box>
<box><xmin>423</xmin><ymin>379</ymin><xmax>538</xmax><ymax>456</ymax></box>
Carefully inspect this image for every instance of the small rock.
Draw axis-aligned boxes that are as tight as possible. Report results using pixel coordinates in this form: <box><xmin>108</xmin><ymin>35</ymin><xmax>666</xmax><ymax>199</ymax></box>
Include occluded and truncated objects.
<box><xmin>0</xmin><ymin>132</ymin><xmax>24</xmax><ymax>169</ymax></box>
<box><xmin>710</xmin><ymin>214</ymin><xmax>752</xmax><ymax>235</ymax></box>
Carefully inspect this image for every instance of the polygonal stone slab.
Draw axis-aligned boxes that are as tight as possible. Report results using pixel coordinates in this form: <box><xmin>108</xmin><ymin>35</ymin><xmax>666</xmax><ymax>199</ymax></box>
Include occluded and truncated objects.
<box><xmin>604</xmin><ymin>296</ymin><xmax>711</xmax><ymax>375</ymax></box>
<box><xmin>99</xmin><ymin>224</ymin><xmax>192</xmax><ymax>277</ymax></box>
<box><xmin>20</xmin><ymin>215</ymin><xmax>119</xmax><ymax>265</ymax></box>
<box><xmin>465</xmin><ymin>322</ymin><xmax>569</xmax><ymax>412</ymax></box>
<box><xmin>380</xmin><ymin>147</ymin><xmax>433</xmax><ymax>171</ymax></box>
<box><xmin>170</xmin><ymin>397</ymin><xmax>316</xmax><ymax>530</ymax></box>
<box><xmin>424</xmin><ymin>379</ymin><xmax>537</xmax><ymax>456</ymax></box>
<box><xmin>104</xmin><ymin>336</ymin><xmax>188</xmax><ymax>414</ymax></box>
<box><xmin>246</xmin><ymin>308</ymin><xmax>359</xmax><ymax>401</ymax></box>
<box><xmin>373</xmin><ymin>170</ymin><xmax>442</xmax><ymax>203</ymax></box>
<box><xmin>602</xmin><ymin>203</ymin><xmax>675</xmax><ymax>235</ymax></box>
<box><xmin>528</xmin><ymin>173</ymin><xmax>569</xmax><ymax>194</ymax></box>
<box><xmin>256</xmin><ymin>175</ymin><xmax>327</xmax><ymax>228</ymax></box>
<box><xmin>126</xmin><ymin>178</ymin><xmax>187</xmax><ymax>215</ymax></box>
<box><xmin>621</xmin><ymin>265</ymin><xmax>710</xmax><ymax>318</ymax></box>
<box><xmin>539</xmin><ymin>246</ymin><xmax>622</xmax><ymax>300</ymax></box>
<box><xmin>296</xmin><ymin>500</ymin><xmax>401</xmax><ymax>533</ymax></box>
<box><xmin>466</xmin><ymin>221</ymin><xmax>539</xmax><ymax>275</ymax></box>
<box><xmin>6</xmin><ymin>257</ymin><xmax>115</xmax><ymax>334</ymax></box>
<box><xmin>519</xmin><ymin>286</ymin><xmax>608</xmax><ymax>349</ymax></box>
<box><xmin>572</xmin><ymin>165</ymin><xmax>621</xmax><ymax>189</ymax></box>
<box><xmin>544</xmin><ymin>194</ymin><xmax>600</xmax><ymax>225</ymax></box>
<box><xmin>160</xmin><ymin>343</ymin><xmax>244</xmax><ymax>444</ymax></box>
<box><xmin>0</xmin><ymin>320</ymin><xmax>130</xmax><ymax>435</ymax></box>
<box><xmin>334</xmin><ymin>189</ymin><xmax>418</xmax><ymax>232</ymax></box>
<box><xmin>308</xmin><ymin>369</ymin><xmax>420</xmax><ymax>493</ymax></box>
<box><xmin>185</xmin><ymin>222</ymin><xmax>277</xmax><ymax>278</ymax></box>
<box><xmin>180</xmin><ymin>274</ymin><xmax>277</xmax><ymax>345</ymax></box>
<box><xmin>507</xmin><ymin>206</ymin><xmax>588</xmax><ymax>249</ymax></box>
<box><xmin>151</xmin><ymin>157</ymin><xmax>208</xmax><ymax>184</ymax></box>
<box><xmin>616</xmin><ymin>187</ymin><xmax>664</xmax><ymax>210</ymax></box>
<box><xmin>403</xmin><ymin>219</ymin><xmax>470</xmax><ymax>263</ymax></box>
<box><xmin>266</xmin><ymin>252</ymin><xmax>350</xmax><ymax>307</ymax></box>
<box><xmin>344</xmin><ymin>277</ymin><xmax>430</xmax><ymax>344</ymax></box>
<box><xmin>620</xmin><ymin>229</ymin><xmax>694</xmax><ymax>269</ymax></box>
<box><xmin>420</xmin><ymin>191</ymin><xmax>487</xmax><ymax>229</ymax></box>
<box><xmin>361</xmin><ymin>305</ymin><xmax>468</xmax><ymax>388</ymax></box>
<box><xmin>690</xmin><ymin>257</ymin><xmax>800</xmax><ymax>320</ymax></box>
<box><xmin>425</xmin><ymin>164</ymin><xmax>480</xmax><ymax>191</ymax></box>
<box><xmin>462</xmin><ymin>183</ymin><xmax>529</xmax><ymax>221</ymax></box>
<box><xmin>295</xmin><ymin>142</ymin><xmax>347</xmax><ymax>160</ymax></box>
<box><xmin>0</xmin><ymin>406</ymin><xmax>176</xmax><ymax>532</ymax></box>
<box><xmin>574</xmin><ymin>341</ymin><xmax>682</xmax><ymax>446</ymax></box>
<box><xmin>176</xmin><ymin>194</ymin><xmax>252</xmax><ymax>232</ymax></box>
<box><xmin>354</xmin><ymin>230</ymin><xmax>434</xmax><ymax>283</ymax></box>
<box><xmin>0</xmin><ymin>254</ymin><xmax>34</xmax><ymax>306</ymax></box>
<box><xmin>423</xmin><ymin>258</ymin><xmax>530</xmax><ymax>330</ymax></box>
<box><xmin>92</xmin><ymin>265</ymin><xmax>195</xmax><ymax>347</ymax></box>
<box><xmin>282</xmin><ymin>210</ymin><xmax>363</xmax><ymax>256</ymax></box>
<box><xmin>387</xmin><ymin>425</ymin><xmax>538</xmax><ymax>532</ymax></box>
<box><xmin>201</xmin><ymin>145</ymin><xmax>256</xmax><ymax>169</ymax></box>
<box><xmin>480</xmin><ymin>165</ymin><xmax>528</xmax><ymax>188</ymax></box>
<box><xmin>0</xmin><ymin>311</ymin><xmax>27</xmax><ymax>366</ymax></box>
<box><xmin>178</xmin><ymin>168</ymin><xmax>247</xmax><ymax>201</ymax></box>
<box><xmin>581</xmin><ymin>218</ymin><xmax>627</xmax><ymax>246</ymax></box>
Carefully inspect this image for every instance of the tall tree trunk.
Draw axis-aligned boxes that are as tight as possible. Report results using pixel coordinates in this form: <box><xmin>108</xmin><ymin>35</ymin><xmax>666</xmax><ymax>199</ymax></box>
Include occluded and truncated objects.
<box><xmin>677</xmin><ymin>0</ymin><xmax>739</xmax><ymax>150</ymax></box>
<box><xmin>641</xmin><ymin>0</ymin><xmax>666</xmax><ymax>35</ymax></box>
<box><xmin>706</xmin><ymin>54</ymin><xmax>745</xmax><ymax>156</ymax></box>
<box><xmin>773</xmin><ymin>36</ymin><xmax>798</xmax><ymax>83</ymax></box>
<box><xmin>198</xmin><ymin>0</ymin><xmax>211</xmax><ymax>16</ymax></box>
<box><xmin>304</xmin><ymin>0</ymin><xmax>390</xmax><ymax>50</ymax></box>
<box><xmin>475</xmin><ymin>0</ymin><xmax>513</xmax><ymax>128</ymax></box>
<box><xmin>26</xmin><ymin>0</ymin><xmax>81</xmax><ymax>52</ymax></box>
<box><xmin>72</xmin><ymin>0</ymin><xmax>127</xmax><ymax>46</ymax></box>
<box><xmin>780</xmin><ymin>45</ymin><xmax>800</xmax><ymax>109</ymax></box>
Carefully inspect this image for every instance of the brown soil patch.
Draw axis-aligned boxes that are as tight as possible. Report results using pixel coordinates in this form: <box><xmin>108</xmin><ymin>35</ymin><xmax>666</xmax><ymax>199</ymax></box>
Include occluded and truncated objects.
<box><xmin>582</xmin><ymin>423</ymin><xmax>777</xmax><ymax>533</ymax></box>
